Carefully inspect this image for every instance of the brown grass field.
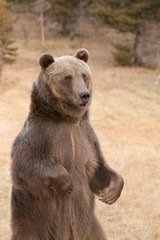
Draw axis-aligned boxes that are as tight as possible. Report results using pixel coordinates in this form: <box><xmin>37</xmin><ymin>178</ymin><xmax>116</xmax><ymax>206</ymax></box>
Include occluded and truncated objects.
<box><xmin>0</xmin><ymin>40</ymin><xmax>160</xmax><ymax>240</ymax></box>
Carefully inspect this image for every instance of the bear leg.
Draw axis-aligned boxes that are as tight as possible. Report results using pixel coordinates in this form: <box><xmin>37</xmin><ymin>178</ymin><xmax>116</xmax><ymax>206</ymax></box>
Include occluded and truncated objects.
<box><xmin>11</xmin><ymin>221</ymin><xmax>39</xmax><ymax>240</ymax></box>
<box><xmin>11</xmin><ymin>232</ymin><xmax>38</xmax><ymax>240</ymax></box>
<box><xmin>86</xmin><ymin>217</ymin><xmax>108</xmax><ymax>240</ymax></box>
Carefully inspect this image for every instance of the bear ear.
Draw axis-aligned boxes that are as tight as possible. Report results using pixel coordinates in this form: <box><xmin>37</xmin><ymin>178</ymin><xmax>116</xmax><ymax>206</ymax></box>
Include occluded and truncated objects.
<box><xmin>75</xmin><ymin>48</ymin><xmax>89</xmax><ymax>62</ymax></box>
<box><xmin>39</xmin><ymin>54</ymin><xmax>54</xmax><ymax>69</ymax></box>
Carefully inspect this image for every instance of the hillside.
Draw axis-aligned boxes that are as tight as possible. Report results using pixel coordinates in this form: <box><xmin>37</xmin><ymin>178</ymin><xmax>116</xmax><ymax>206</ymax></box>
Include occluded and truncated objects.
<box><xmin>10</xmin><ymin>1</ymin><xmax>160</xmax><ymax>68</ymax></box>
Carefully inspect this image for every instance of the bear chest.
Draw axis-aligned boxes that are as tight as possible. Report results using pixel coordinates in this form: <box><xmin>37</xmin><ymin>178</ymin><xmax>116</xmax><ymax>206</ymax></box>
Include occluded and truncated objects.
<box><xmin>49</xmin><ymin>124</ymin><xmax>97</xmax><ymax>177</ymax></box>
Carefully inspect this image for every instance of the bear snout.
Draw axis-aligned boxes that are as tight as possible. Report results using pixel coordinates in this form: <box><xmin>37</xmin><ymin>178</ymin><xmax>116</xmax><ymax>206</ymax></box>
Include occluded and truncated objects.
<box><xmin>79</xmin><ymin>92</ymin><xmax>90</xmax><ymax>104</ymax></box>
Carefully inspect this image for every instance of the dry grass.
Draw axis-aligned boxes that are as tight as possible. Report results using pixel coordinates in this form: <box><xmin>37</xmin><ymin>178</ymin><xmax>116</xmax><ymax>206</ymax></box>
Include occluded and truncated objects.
<box><xmin>0</xmin><ymin>40</ymin><xmax>160</xmax><ymax>240</ymax></box>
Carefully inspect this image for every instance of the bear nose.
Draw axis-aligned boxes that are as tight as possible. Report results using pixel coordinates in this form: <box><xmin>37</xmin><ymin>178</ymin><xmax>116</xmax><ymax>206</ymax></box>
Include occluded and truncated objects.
<box><xmin>79</xmin><ymin>92</ymin><xmax>90</xmax><ymax>103</ymax></box>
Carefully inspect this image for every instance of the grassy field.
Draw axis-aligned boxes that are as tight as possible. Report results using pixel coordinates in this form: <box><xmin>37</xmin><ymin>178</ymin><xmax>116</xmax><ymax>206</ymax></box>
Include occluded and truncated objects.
<box><xmin>0</xmin><ymin>40</ymin><xmax>160</xmax><ymax>240</ymax></box>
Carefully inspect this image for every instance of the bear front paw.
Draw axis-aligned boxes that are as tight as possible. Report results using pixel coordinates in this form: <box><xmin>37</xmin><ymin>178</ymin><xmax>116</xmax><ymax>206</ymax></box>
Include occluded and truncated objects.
<box><xmin>51</xmin><ymin>174</ymin><xmax>73</xmax><ymax>195</ymax></box>
<box><xmin>98</xmin><ymin>174</ymin><xmax>124</xmax><ymax>205</ymax></box>
<box><xmin>45</xmin><ymin>167</ymin><xmax>73</xmax><ymax>195</ymax></box>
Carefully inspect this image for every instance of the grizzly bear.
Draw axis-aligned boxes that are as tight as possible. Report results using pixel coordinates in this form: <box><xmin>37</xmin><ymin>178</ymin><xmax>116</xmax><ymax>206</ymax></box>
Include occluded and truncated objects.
<box><xmin>11</xmin><ymin>49</ymin><xmax>124</xmax><ymax>240</ymax></box>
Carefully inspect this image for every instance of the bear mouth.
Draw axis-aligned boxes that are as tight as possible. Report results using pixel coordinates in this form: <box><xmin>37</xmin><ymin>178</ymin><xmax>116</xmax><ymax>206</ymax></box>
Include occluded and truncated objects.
<box><xmin>79</xmin><ymin>103</ymin><xmax>86</xmax><ymax>110</ymax></box>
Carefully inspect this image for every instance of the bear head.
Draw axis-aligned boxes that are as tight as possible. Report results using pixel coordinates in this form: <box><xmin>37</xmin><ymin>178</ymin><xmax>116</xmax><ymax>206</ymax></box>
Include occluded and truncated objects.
<box><xmin>31</xmin><ymin>49</ymin><xmax>92</xmax><ymax>122</ymax></box>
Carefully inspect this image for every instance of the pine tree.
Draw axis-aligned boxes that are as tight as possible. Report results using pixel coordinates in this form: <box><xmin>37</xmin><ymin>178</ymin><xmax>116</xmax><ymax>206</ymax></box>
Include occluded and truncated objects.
<box><xmin>93</xmin><ymin>0</ymin><xmax>160</xmax><ymax>65</ymax></box>
<box><xmin>48</xmin><ymin>0</ymin><xmax>92</xmax><ymax>40</ymax></box>
<box><xmin>0</xmin><ymin>0</ymin><xmax>17</xmax><ymax>81</ymax></box>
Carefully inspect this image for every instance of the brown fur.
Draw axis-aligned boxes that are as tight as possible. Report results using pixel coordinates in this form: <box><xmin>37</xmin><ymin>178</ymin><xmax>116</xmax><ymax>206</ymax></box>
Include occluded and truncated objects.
<box><xmin>11</xmin><ymin>49</ymin><xmax>124</xmax><ymax>240</ymax></box>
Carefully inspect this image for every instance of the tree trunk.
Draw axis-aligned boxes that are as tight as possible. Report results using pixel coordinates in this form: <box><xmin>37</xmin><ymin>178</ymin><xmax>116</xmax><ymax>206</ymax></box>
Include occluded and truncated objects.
<box><xmin>79</xmin><ymin>0</ymin><xmax>84</xmax><ymax>47</ymax></box>
<box><xmin>133</xmin><ymin>29</ymin><xmax>141</xmax><ymax>65</ymax></box>
<box><xmin>40</xmin><ymin>4</ymin><xmax>45</xmax><ymax>52</ymax></box>
<box><xmin>69</xmin><ymin>19</ymin><xmax>77</xmax><ymax>41</ymax></box>
<box><xmin>69</xmin><ymin>1</ymin><xmax>83</xmax><ymax>42</ymax></box>
<box><xmin>22</xmin><ymin>24</ymin><xmax>28</xmax><ymax>47</ymax></box>
<box><xmin>61</xmin><ymin>17</ymin><xmax>69</xmax><ymax>36</ymax></box>
<box><xmin>0</xmin><ymin>36</ymin><xmax>3</xmax><ymax>82</ymax></box>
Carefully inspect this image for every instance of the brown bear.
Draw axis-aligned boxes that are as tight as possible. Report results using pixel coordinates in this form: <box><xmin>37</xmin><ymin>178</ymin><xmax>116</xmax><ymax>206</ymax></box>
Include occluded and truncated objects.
<box><xmin>11</xmin><ymin>49</ymin><xmax>124</xmax><ymax>240</ymax></box>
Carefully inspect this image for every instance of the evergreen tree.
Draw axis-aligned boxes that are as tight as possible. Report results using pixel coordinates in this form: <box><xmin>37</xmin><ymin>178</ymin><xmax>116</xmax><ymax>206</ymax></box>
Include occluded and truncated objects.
<box><xmin>0</xmin><ymin>0</ymin><xmax>17</xmax><ymax>81</ymax></box>
<box><xmin>93</xmin><ymin>0</ymin><xmax>160</xmax><ymax>65</ymax></box>
<box><xmin>48</xmin><ymin>0</ymin><xmax>92</xmax><ymax>40</ymax></box>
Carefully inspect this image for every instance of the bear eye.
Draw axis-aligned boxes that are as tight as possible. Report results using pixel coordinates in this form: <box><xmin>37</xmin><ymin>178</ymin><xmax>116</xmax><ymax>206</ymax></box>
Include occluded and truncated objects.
<box><xmin>64</xmin><ymin>75</ymin><xmax>72</xmax><ymax>81</ymax></box>
<box><xmin>82</xmin><ymin>73</ymin><xmax>88</xmax><ymax>83</ymax></box>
